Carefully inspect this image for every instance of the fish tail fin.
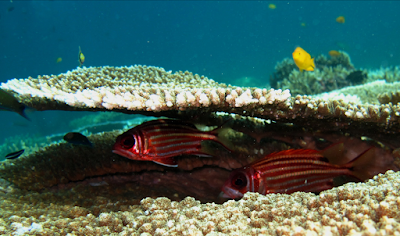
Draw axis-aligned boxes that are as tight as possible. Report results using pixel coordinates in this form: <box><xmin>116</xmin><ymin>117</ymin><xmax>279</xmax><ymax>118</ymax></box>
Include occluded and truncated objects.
<box><xmin>324</xmin><ymin>143</ymin><xmax>397</xmax><ymax>181</ymax></box>
<box><xmin>311</xmin><ymin>58</ymin><xmax>315</xmax><ymax>68</ymax></box>
<box><xmin>349</xmin><ymin>147</ymin><xmax>399</xmax><ymax>181</ymax></box>
<box><xmin>347</xmin><ymin>147</ymin><xmax>380</xmax><ymax>181</ymax></box>
<box><xmin>18</xmin><ymin>105</ymin><xmax>31</xmax><ymax>121</ymax></box>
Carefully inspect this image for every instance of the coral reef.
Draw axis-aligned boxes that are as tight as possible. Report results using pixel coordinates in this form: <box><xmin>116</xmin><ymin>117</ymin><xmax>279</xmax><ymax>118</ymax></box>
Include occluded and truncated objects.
<box><xmin>0</xmin><ymin>134</ymin><xmax>49</xmax><ymax>161</ymax></box>
<box><xmin>1</xmin><ymin>170</ymin><xmax>400</xmax><ymax>235</ymax></box>
<box><xmin>271</xmin><ymin>52</ymin><xmax>400</xmax><ymax>96</ymax></box>
<box><xmin>314</xmin><ymin>80</ymin><xmax>400</xmax><ymax>105</ymax></box>
<box><xmin>365</xmin><ymin>66</ymin><xmax>400</xmax><ymax>83</ymax></box>
<box><xmin>1</xmin><ymin>64</ymin><xmax>400</xmax><ymax>235</ymax></box>
<box><xmin>278</xmin><ymin>65</ymin><xmax>355</xmax><ymax>95</ymax></box>
<box><xmin>378</xmin><ymin>91</ymin><xmax>400</xmax><ymax>105</ymax></box>
<box><xmin>270</xmin><ymin>51</ymin><xmax>354</xmax><ymax>89</ymax></box>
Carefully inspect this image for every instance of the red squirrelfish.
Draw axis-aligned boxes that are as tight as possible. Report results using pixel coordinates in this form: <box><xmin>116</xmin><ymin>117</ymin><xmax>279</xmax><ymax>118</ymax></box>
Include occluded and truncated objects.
<box><xmin>112</xmin><ymin>119</ymin><xmax>232</xmax><ymax>167</ymax></box>
<box><xmin>221</xmin><ymin>143</ymin><xmax>377</xmax><ymax>199</ymax></box>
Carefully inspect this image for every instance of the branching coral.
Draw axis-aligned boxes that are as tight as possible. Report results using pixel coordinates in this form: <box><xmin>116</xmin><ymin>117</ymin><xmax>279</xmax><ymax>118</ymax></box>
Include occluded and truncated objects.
<box><xmin>270</xmin><ymin>51</ymin><xmax>354</xmax><ymax>89</ymax></box>
<box><xmin>365</xmin><ymin>66</ymin><xmax>400</xmax><ymax>83</ymax></box>
<box><xmin>378</xmin><ymin>91</ymin><xmax>400</xmax><ymax>105</ymax></box>
<box><xmin>278</xmin><ymin>65</ymin><xmax>354</xmax><ymax>95</ymax></box>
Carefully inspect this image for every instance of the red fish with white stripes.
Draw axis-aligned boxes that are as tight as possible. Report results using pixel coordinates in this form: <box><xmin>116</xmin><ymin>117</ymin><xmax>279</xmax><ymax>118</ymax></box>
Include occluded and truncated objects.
<box><xmin>112</xmin><ymin>119</ymin><xmax>232</xmax><ymax>167</ymax></box>
<box><xmin>221</xmin><ymin>143</ymin><xmax>379</xmax><ymax>198</ymax></box>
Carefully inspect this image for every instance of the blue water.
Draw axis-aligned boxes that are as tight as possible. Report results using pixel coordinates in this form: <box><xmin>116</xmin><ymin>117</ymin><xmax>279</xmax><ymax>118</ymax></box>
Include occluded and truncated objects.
<box><xmin>0</xmin><ymin>1</ymin><xmax>399</xmax><ymax>143</ymax></box>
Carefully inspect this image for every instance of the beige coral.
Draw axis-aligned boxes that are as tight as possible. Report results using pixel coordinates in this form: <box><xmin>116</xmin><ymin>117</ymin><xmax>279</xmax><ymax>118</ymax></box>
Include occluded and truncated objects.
<box><xmin>1</xmin><ymin>170</ymin><xmax>400</xmax><ymax>235</ymax></box>
<box><xmin>3</xmin><ymin>65</ymin><xmax>400</xmax><ymax>128</ymax></box>
<box><xmin>0</xmin><ymin>65</ymin><xmax>291</xmax><ymax>112</ymax></box>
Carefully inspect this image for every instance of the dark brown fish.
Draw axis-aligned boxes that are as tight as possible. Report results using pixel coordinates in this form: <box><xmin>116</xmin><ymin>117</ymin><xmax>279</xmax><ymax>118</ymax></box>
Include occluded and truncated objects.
<box><xmin>5</xmin><ymin>149</ymin><xmax>24</xmax><ymax>160</ymax></box>
<box><xmin>63</xmin><ymin>132</ymin><xmax>92</xmax><ymax>147</ymax></box>
<box><xmin>0</xmin><ymin>89</ymin><xmax>30</xmax><ymax>121</ymax></box>
<box><xmin>346</xmin><ymin>70</ymin><xmax>367</xmax><ymax>84</ymax></box>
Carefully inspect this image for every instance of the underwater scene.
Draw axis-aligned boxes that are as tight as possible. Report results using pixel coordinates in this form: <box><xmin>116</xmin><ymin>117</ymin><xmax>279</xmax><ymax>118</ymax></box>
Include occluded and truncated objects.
<box><xmin>1</xmin><ymin>1</ymin><xmax>400</xmax><ymax>235</ymax></box>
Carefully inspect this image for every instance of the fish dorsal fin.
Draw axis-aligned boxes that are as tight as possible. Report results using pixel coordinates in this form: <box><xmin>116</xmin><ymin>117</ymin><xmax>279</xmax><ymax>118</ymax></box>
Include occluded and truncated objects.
<box><xmin>153</xmin><ymin>157</ymin><xmax>178</xmax><ymax>167</ymax></box>
<box><xmin>322</xmin><ymin>142</ymin><xmax>345</xmax><ymax>165</ymax></box>
<box><xmin>263</xmin><ymin>149</ymin><xmax>321</xmax><ymax>160</ymax></box>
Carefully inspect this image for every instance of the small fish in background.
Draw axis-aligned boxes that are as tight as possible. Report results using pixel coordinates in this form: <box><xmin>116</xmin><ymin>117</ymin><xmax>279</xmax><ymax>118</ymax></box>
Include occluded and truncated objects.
<box><xmin>221</xmin><ymin>143</ymin><xmax>381</xmax><ymax>199</ymax></box>
<box><xmin>292</xmin><ymin>47</ymin><xmax>315</xmax><ymax>72</ymax></box>
<box><xmin>268</xmin><ymin>3</ymin><xmax>276</xmax><ymax>10</ymax></box>
<box><xmin>63</xmin><ymin>132</ymin><xmax>93</xmax><ymax>147</ymax></box>
<box><xmin>0</xmin><ymin>88</ymin><xmax>30</xmax><ymax>121</ymax></box>
<box><xmin>336</xmin><ymin>16</ymin><xmax>345</xmax><ymax>24</ymax></box>
<box><xmin>78</xmin><ymin>46</ymin><xmax>85</xmax><ymax>67</ymax></box>
<box><xmin>346</xmin><ymin>70</ymin><xmax>367</xmax><ymax>85</ymax></box>
<box><xmin>112</xmin><ymin>119</ymin><xmax>234</xmax><ymax>167</ymax></box>
<box><xmin>328</xmin><ymin>50</ymin><xmax>341</xmax><ymax>57</ymax></box>
<box><xmin>300</xmin><ymin>22</ymin><xmax>306</xmax><ymax>27</ymax></box>
<box><xmin>5</xmin><ymin>149</ymin><xmax>24</xmax><ymax>160</ymax></box>
<box><xmin>56</xmin><ymin>57</ymin><xmax>62</xmax><ymax>63</ymax></box>
<box><xmin>7</xmin><ymin>6</ymin><xmax>14</xmax><ymax>12</ymax></box>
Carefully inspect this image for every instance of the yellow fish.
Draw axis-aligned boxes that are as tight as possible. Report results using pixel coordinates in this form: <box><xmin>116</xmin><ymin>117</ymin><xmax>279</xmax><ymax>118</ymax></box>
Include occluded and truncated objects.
<box><xmin>292</xmin><ymin>47</ymin><xmax>315</xmax><ymax>72</ymax></box>
<box><xmin>78</xmin><ymin>46</ymin><xmax>85</xmax><ymax>67</ymax></box>
<box><xmin>56</xmin><ymin>57</ymin><xmax>62</xmax><ymax>63</ymax></box>
<box><xmin>268</xmin><ymin>3</ymin><xmax>276</xmax><ymax>9</ymax></box>
<box><xmin>336</xmin><ymin>16</ymin><xmax>345</xmax><ymax>24</ymax></box>
<box><xmin>328</xmin><ymin>50</ymin><xmax>341</xmax><ymax>57</ymax></box>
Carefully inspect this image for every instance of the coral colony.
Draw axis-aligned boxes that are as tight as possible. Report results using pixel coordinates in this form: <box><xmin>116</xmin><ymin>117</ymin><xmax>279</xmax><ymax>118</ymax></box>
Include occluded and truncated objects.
<box><xmin>1</xmin><ymin>52</ymin><xmax>400</xmax><ymax>234</ymax></box>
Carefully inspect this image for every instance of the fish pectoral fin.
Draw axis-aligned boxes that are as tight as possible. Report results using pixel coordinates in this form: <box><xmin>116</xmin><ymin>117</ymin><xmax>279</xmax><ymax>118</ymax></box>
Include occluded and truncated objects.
<box><xmin>153</xmin><ymin>157</ymin><xmax>178</xmax><ymax>167</ymax></box>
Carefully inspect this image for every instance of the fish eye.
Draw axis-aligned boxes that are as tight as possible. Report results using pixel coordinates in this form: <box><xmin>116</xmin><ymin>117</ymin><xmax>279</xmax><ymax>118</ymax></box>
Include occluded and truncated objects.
<box><xmin>120</xmin><ymin>135</ymin><xmax>135</xmax><ymax>149</ymax></box>
<box><xmin>231</xmin><ymin>172</ymin><xmax>247</xmax><ymax>189</ymax></box>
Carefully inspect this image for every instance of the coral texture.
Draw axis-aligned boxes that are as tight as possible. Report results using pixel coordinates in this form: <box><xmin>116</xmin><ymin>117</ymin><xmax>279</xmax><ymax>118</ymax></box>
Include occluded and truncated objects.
<box><xmin>3</xmin><ymin>66</ymin><xmax>400</xmax><ymax>137</ymax></box>
<box><xmin>1</xmin><ymin>170</ymin><xmax>400</xmax><ymax>235</ymax></box>
<box><xmin>1</xmin><ymin>63</ymin><xmax>400</xmax><ymax>236</ymax></box>
<box><xmin>270</xmin><ymin>51</ymin><xmax>354</xmax><ymax>89</ymax></box>
<box><xmin>0</xmin><ymin>65</ymin><xmax>290</xmax><ymax>112</ymax></box>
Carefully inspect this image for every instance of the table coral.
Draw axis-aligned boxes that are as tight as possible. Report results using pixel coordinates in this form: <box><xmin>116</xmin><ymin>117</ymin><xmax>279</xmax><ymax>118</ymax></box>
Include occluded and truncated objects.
<box><xmin>0</xmin><ymin>65</ymin><xmax>290</xmax><ymax>112</ymax></box>
<box><xmin>3</xmin><ymin>65</ymin><xmax>400</xmax><ymax>137</ymax></box>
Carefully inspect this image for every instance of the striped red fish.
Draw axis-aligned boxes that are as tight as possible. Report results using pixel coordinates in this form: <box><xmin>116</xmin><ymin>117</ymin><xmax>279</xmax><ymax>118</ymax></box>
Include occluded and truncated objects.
<box><xmin>112</xmin><ymin>119</ymin><xmax>232</xmax><ymax>167</ymax></box>
<box><xmin>221</xmin><ymin>143</ymin><xmax>377</xmax><ymax>198</ymax></box>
